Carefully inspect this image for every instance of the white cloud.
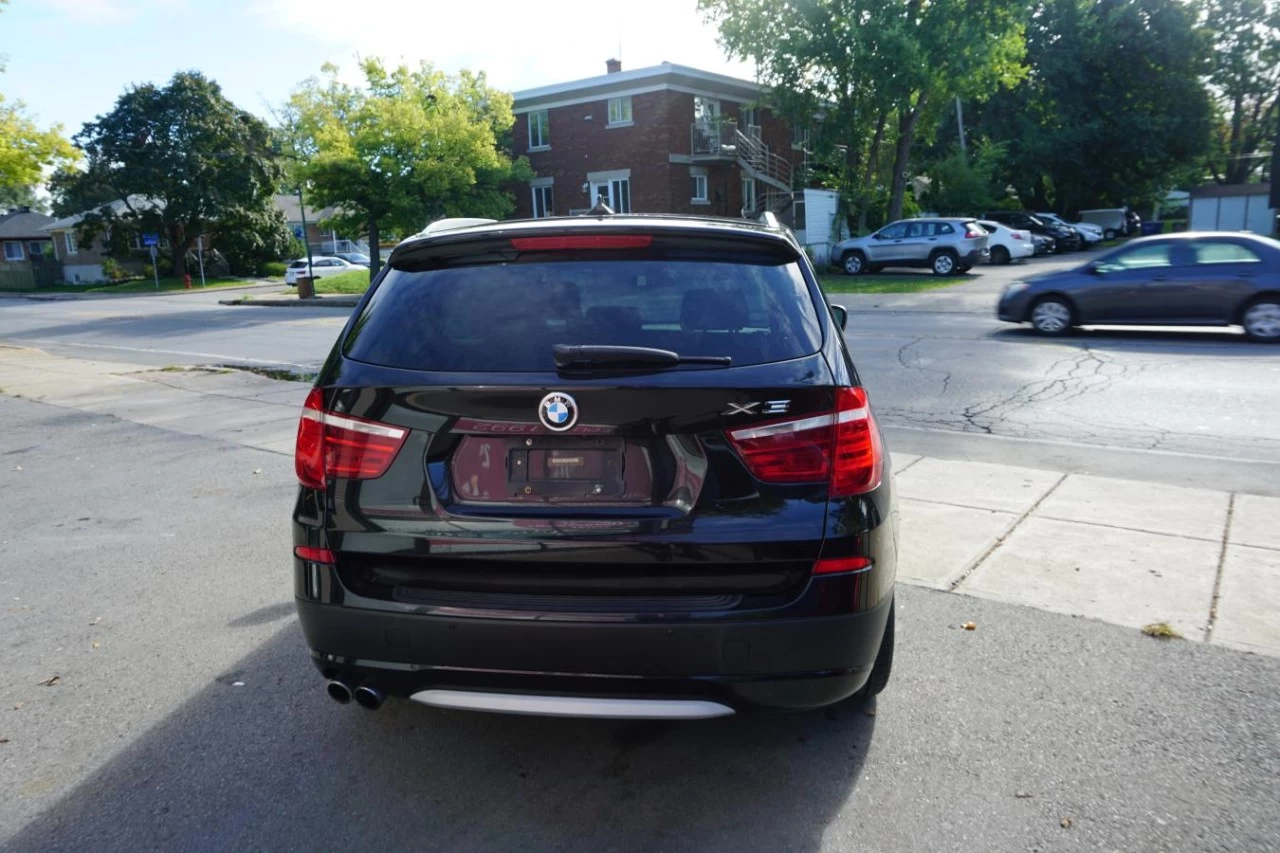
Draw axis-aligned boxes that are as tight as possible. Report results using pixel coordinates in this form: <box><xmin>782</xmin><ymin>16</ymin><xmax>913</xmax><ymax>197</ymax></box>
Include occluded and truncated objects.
<box><xmin>251</xmin><ymin>0</ymin><xmax>753</xmax><ymax>91</ymax></box>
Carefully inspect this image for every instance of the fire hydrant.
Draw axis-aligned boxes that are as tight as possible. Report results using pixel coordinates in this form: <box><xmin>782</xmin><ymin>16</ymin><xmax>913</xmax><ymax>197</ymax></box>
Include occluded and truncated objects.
<box><xmin>183</xmin><ymin>274</ymin><xmax>192</xmax><ymax>289</ymax></box>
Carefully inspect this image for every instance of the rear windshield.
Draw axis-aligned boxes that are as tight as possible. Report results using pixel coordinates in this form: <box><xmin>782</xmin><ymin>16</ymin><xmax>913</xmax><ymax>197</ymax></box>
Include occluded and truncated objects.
<box><xmin>344</xmin><ymin>258</ymin><xmax>823</xmax><ymax>372</ymax></box>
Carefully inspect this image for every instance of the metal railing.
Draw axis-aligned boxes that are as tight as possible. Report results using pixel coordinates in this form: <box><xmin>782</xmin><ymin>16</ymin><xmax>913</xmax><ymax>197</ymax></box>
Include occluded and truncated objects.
<box><xmin>689</xmin><ymin>122</ymin><xmax>794</xmax><ymax>194</ymax></box>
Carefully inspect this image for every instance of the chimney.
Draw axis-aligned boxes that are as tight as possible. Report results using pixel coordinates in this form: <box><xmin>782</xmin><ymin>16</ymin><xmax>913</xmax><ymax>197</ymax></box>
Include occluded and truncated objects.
<box><xmin>606</xmin><ymin>58</ymin><xmax>621</xmax><ymax>74</ymax></box>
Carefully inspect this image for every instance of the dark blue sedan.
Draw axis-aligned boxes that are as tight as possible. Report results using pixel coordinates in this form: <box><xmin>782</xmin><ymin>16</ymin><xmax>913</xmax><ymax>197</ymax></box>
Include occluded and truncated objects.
<box><xmin>997</xmin><ymin>232</ymin><xmax>1280</xmax><ymax>341</ymax></box>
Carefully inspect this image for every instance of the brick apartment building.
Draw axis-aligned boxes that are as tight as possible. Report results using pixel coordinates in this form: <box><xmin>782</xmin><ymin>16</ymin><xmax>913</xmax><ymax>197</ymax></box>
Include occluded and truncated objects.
<box><xmin>511</xmin><ymin>60</ymin><xmax>809</xmax><ymax>223</ymax></box>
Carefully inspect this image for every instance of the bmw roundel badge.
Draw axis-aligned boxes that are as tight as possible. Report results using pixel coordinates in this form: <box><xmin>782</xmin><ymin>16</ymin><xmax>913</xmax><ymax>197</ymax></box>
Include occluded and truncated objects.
<box><xmin>538</xmin><ymin>392</ymin><xmax>579</xmax><ymax>432</ymax></box>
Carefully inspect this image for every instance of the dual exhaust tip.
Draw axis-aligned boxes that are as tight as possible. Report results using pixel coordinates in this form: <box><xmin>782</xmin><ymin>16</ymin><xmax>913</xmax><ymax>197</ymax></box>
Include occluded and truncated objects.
<box><xmin>326</xmin><ymin>679</ymin><xmax>385</xmax><ymax>710</ymax></box>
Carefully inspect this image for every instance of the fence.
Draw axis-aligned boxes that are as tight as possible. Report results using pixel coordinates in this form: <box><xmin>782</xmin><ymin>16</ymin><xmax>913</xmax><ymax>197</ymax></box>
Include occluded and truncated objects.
<box><xmin>0</xmin><ymin>262</ymin><xmax>37</xmax><ymax>291</ymax></box>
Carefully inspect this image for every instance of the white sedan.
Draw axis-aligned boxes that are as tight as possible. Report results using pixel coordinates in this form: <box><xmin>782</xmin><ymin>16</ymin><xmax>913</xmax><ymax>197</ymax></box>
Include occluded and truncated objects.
<box><xmin>976</xmin><ymin>220</ymin><xmax>1035</xmax><ymax>265</ymax></box>
<box><xmin>284</xmin><ymin>256</ymin><xmax>364</xmax><ymax>285</ymax></box>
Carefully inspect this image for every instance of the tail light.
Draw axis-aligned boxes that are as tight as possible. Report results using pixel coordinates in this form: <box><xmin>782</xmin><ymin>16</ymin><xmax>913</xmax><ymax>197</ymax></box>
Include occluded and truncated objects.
<box><xmin>964</xmin><ymin>228</ymin><xmax>984</xmax><ymax>239</ymax></box>
<box><xmin>1011</xmin><ymin>231</ymin><xmax>1024</xmax><ymax>240</ymax></box>
<box><xmin>511</xmin><ymin>235</ymin><xmax>652</xmax><ymax>251</ymax></box>
<box><xmin>726</xmin><ymin>387</ymin><xmax>884</xmax><ymax>496</ymax></box>
<box><xmin>295</xmin><ymin>388</ymin><xmax>408</xmax><ymax>488</ymax></box>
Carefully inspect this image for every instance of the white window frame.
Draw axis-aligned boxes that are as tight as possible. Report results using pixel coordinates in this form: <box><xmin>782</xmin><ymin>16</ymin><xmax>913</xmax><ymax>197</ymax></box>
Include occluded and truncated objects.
<box><xmin>690</xmin><ymin>167</ymin><xmax>709</xmax><ymax>204</ymax></box>
<box><xmin>3</xmin><ymin>241</ymin><xmax>24</xmax><ymax>261</ymax></box>
<box><xmin>64</xmin><ymin>231</ymin><xmax>79</xmax><ymax>255</ymax></box>
<box><xmin>791</xmin><ymin>126</ymin><xmax>810</xmax><ymax>150</ymax></box>
<box><xmin>531</xmin><ymin>178</ymin><xmax>554</xmax><ymax>218</ymax></box>
<box><xmin>27</xmin><ymin>240</ymin><xmax>51</xmax><ymax>259</ymax></box>
<box><xmin>528</xmin><ymin>110</ymin><xmax>550</xmax><ymax>150</ymax></box>
<box><xmin>694</xmin><ymin>97</ymin><xmax>721</xmax><ymax>124</ymax></box>
<box><xmin>607</xmin><ymin>96</ymin><xmax>633</xmax><ymax>127</ymax></box>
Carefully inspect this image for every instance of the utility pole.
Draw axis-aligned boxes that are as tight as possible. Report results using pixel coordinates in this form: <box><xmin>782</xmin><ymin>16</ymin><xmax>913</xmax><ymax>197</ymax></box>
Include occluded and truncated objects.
<box><xmin>297</xmin><ymin>185</ymin><xmax>314</xmax><ymax>279</ymax></box>
<box><xmin>956</xmin><ymin>96</ymin><xmax>967</xmax><ymax>156</ymax></box>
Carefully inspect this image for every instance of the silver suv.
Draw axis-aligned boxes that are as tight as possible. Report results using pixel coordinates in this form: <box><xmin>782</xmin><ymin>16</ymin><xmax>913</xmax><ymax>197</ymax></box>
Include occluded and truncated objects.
<box><xmin>834</xmin><ymin>218</ymin><xmax>990</xmax><ymax>276</ymax></box>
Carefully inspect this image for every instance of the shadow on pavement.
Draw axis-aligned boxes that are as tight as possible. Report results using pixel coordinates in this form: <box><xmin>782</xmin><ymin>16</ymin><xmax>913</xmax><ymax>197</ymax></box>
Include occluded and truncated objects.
<box><xmin>990</xmin><ymin>326</ymin><xmax>1266</xmax><ymax>355</ymax></box>
<box><xmin>5</xmin><ymin>627</ymin><xmax>874</xmax><ymax>853</ymax></box>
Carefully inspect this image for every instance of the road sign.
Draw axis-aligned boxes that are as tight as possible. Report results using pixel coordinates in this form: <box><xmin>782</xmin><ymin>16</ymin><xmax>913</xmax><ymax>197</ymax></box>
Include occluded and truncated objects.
<box><xmin>143</xmin><ymin>233</ymin><xmax>159</xmax><ymax>247</ymax></box>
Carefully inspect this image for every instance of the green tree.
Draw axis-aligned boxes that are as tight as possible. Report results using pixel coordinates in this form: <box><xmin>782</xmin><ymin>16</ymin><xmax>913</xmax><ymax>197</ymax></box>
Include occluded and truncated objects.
<box><xmin>969</xmin><ymin>0</ymin><xmax>1213</xmax><ymax>212</ymax></box>
<box><xmin>702</xmin><ymin>0</ymin><xmax>1025</xmax><ymax>224</ymax></box>
<box><xmin>56</xmin><ymin>71</ymin><xmax>284</xmax><ymax>275</ymax></box>
<box><xmin>921</xmin><ymin>141</ymin><xmax>1009</xmax><ymax>215</ymax></box>
<box><xmin>1199</xmin><ymin>0</ymin><xmax>1280</xmax><ymax>183</ymax></box>
<box><xmin>0</xmin><ymin>95</ymin><xmax>79</xmax><ymax>204</ymax></box>
<box><xmin>281</xmin><ymin>59</ymin><xmax>532</xmax><ymax>279</ymax></box>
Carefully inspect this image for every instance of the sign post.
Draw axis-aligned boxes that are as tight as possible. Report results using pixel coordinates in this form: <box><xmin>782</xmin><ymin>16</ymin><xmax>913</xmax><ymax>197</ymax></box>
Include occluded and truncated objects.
<box><xmin>143</xmin><ymin>233</ymin><xmax>160</xmax><ymax>289</ymax></box>
<box><xmin>196</xmin><ymin>235</ymin><xmax>206</xmax><ymax>287</ymax></box>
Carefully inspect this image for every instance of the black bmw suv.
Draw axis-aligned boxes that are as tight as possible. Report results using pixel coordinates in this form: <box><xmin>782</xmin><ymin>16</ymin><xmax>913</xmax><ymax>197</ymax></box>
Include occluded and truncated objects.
<box><xmin>292</xmin><ymin>212</ymin><xmax>897</xmax><ymax>719</ymax></box>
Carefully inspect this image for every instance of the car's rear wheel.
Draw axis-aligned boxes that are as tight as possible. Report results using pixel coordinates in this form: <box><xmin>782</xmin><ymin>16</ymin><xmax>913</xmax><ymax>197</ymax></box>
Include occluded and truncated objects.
<box><xmin>1030</xmin><ymin>296</ymin><xmax>1075</xmax><ymax>336</ymax></box>
<box><xmin>842</xmin><ymin>251</ymin><xmax>866</xmax><ymax>276</ymax></box>
<box><xmin>931</xmin><ymin>250</ymin><xmax>957</xmax><ymax>276</ymax></box>
<box><xmin>857</xmin><ymin>600</ymin><xmax>894</xmax><ymax>699</ymax></box>
<box><xmin>990</xmin><ymin>245</ymin><xmax>1010</xmax><ymax>265</ymax></box>
<box><xmin>1243</xmin><ymin>299</ymin><xmax>1280</xmax><ymax>342</ymax></box>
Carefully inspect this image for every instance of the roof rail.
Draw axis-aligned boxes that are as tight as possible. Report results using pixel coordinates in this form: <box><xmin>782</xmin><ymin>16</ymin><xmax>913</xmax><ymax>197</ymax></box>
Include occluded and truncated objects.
<box><xmin>422</xmin><ymin>217</ymin><xmax>498</xmax><ymax>235</ymax></box>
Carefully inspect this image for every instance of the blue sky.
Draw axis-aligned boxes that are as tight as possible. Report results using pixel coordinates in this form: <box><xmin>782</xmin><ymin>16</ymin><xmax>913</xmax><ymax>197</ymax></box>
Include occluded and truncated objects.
<box><xmin>1</xmin><ymin>0</ymin><xmax>751</xmax><ymax>137</ymax></box>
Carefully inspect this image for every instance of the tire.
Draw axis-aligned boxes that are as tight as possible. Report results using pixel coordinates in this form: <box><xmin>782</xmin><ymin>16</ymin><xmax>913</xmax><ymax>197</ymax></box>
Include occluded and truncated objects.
<box><xmin>931</xmin><ymin>250</ymin><xmax>958</xmax><ymax>276</ymax></box>
<box><xmin>1104</xmin><ymin>228</ymin><xmax>1118</xmax><ymax>240</ymax></box>
<box><xmin>1029</xmin><ymin>296</ymin><xmax>1075</xmax><ymax>336</ymax></box>
<box><xmin>1242</xmin><ymin>299</ymin><xmax>1280</xmax><ymax>342</ymax></box>
<box><xmin>842</xmin><ymin>251</ymin><xmax>866</xmax><ymax>276</ymax></box>
<box><xmin>857</xmin><ymin>600</ymin><xmax>894</xmax><ymax>699</ymax></box>
<box><xmin>990</xmin><ymin>244</ymin><xmax>1010</xmax><ymax>265</ymax></box>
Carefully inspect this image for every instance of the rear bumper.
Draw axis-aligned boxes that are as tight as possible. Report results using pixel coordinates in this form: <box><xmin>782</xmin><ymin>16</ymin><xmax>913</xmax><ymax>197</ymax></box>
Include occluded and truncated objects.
<box><xmin>296</xmin><ymin>586</ymin><xmax>893</xmax><ymax>710</ymax></box>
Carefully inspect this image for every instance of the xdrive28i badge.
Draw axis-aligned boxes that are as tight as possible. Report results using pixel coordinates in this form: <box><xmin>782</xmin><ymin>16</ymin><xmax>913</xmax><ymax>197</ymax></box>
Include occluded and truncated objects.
<box><xmin>538</xmin><ymin>392</ymin><xmax>579</xmax><ymax>432</ymax></box>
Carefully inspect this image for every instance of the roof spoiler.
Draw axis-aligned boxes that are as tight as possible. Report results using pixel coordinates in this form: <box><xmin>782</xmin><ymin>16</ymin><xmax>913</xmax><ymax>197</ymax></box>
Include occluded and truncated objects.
<box><xmin>422</xmin><ymin>217</ymin><xmax>498</xmax><ymax>235</ymax></box>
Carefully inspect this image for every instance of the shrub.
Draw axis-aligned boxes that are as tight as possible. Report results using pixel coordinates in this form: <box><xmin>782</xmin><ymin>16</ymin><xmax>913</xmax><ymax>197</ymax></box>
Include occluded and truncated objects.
<box><xmin>259</xmin><ymin>261</ymin><xmax>288</xmax><ymax>278</ymax></box>
<box><xmin>100</xmin><ymin>257</ymin><xmax>128</xmax><ymax>282</ymax></box>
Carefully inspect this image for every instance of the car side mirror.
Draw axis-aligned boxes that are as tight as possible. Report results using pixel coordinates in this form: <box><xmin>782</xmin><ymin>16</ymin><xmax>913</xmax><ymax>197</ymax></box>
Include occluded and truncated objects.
<box><xmin>829</xmin><ymin>304</ymin><xmax>848</xmax><ymax>331</ymax></box>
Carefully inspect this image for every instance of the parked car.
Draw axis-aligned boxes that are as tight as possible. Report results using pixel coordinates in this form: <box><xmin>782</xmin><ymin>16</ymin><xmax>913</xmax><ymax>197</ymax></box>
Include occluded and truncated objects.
<box><xmin>1037</xmin><ymin>212</ymin><xmax>1104</xmax><ymax>246</ymax></box>
<box><xmin>1031</xmin><ymin>233</ymin><xmax>1056</xmax><ymax>256</ymax></box>
<box><xmin>1078</xmin><ymin>208</ymin><xmax>1130</xmax><ymax>240</ymax></box>
<box><xmin>284</xmin><ymin>255</ymin><xmax>364</xmax><ymax>285</ymax></box>
<box><xmin>292</xmin><ymin>213</ymin><xmax>897</xmax><ymax>718</ymax></box>
<box><xmin>996</xmin><ymin>232</ymin><xmax>1280</xmax><ymax>340</ymax></box>
<box><xmin>333</xmin><ymin>251</ymin><xmax>371</xmax><ymax>267</ymax></box>
<box><xmin>834</xmin><ymin>217</ymin><xmax>990</xmax><ymax>276</ymax></box>
<box><xmin>977</xmin><ymin>220</ymin><xmax>1036</xmax><ymax>265</ymax></box>
<box><xmin>983</xmin><ymin>211</ymin><xmax>1082</xmax><ymax>252</ymax></box>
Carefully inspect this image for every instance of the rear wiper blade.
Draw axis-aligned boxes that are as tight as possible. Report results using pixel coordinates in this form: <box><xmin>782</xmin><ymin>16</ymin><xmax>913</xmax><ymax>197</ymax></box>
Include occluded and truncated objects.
<box><xmin>553</xmin><ymin>344</ymin><xmax>732</xmax><ymax>369</ymax></box>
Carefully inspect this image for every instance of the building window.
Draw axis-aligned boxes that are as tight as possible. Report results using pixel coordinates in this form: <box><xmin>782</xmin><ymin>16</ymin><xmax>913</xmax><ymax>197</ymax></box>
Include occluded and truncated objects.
<box><xmin>607</xmin><ymin>96</ymin><xmax>633</xmax><ymax>126</ymax></box>
<box><xmin>690</xmin><ymin>168</ymin><xmax>708</xmax><ymax>203</ymax></box>
<box><xmin>532</xmin><ymin>184</ymin><xmax>554</xmax><ymax>218</ymax></box>
<box><xmin>792</xmin><ymin>126</ymin><xmax>810</xmax><ymax>149</ymax></box>
<box><xmin>741</xmin><ymin>177</ymin><xmax>756</xmax><ymax>214</ymax></box>
<box><xmin>64</xmin><ymin>231</ymin><xmax>78</xmax><ymax>255</ymax></box>
<box><xmin>742</xmin><ymin>106</ymin><xmax>761</xmax><ymax>139</ymax></box>
<box><xmin>694</xmin><ymin>96</ymin><xmax>721</xmax><ymax>125</ymax></box>
<box><xmin>528</xmin><ymin>110</ymin><xmax>550</xmax><ymax>150</ymax></box>
<box><xmin>3</xmin><ymin>241</ymin><xmax>23</xmax><ymax>261</ymax></box>
<box><xmin>27</xmin><ymin>240</ymin><xmax>52</xmax><ymax>259</ymax></box>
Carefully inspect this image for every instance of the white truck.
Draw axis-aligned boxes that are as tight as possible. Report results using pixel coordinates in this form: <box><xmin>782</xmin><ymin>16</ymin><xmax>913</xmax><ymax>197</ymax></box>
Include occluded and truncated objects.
<box><xmin>1077</xmin><ymin>208</ymin><xmax>1129</xmax><ymax>240</ymax></box>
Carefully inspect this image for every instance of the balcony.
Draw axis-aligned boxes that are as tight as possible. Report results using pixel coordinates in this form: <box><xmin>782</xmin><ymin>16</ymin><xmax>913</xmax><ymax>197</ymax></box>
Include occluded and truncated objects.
<box><xmin>690</xmin><ymin>121</ymin><xmax>739</xmax><ymax>159</ymax></box>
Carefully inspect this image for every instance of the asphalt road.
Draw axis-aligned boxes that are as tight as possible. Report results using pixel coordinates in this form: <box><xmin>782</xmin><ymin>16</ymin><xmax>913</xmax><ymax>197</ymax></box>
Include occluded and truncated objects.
<box><xmin>2</xmin><ymin>251</ymin><xmax>1279</xmax><ymax>493</ymax></box>
<box><xmin>3</xmin><ymin>396</ymin><xmax>1279</xmax><ymax>852</ymax></box>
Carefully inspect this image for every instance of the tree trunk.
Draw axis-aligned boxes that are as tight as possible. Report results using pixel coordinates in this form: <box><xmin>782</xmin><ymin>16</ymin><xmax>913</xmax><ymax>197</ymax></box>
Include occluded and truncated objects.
<box><xmin>857</xmin><ymin>111</ymin><xmax>889</xmax><ymax>233</ymax></box>
<box><xmin>168</xmin><ymin>225</ymin><xmax>187</xmax><ymax>276</ymax></box>
<box><xmin>367</xmin><ymin>215</ymin><xmax>380</xmax><ymax>280</ymax></box>
<box><xmin>887</xmin><ymin>93</ymin><xmax>928</xmax><ymax>222</ymax></box>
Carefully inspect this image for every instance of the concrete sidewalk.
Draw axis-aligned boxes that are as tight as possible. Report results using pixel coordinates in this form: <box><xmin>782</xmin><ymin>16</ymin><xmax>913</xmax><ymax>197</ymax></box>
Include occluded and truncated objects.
<box><xmin>2</xmin><ymin>344</ymin><xmax>1276</xmax><ymax>658</ymax></box>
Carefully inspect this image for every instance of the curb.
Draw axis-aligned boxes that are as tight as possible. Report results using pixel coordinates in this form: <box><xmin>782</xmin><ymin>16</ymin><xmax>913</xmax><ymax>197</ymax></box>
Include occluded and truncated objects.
<box><xmin>0</xmin><ymin>281</ymin><xmax>282</xmax><ymax>301</ymax></box>
<box><xmin>220</xmin><ymin>296</ymin><xmax>360</xmax><ymax>308</ymax></box>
